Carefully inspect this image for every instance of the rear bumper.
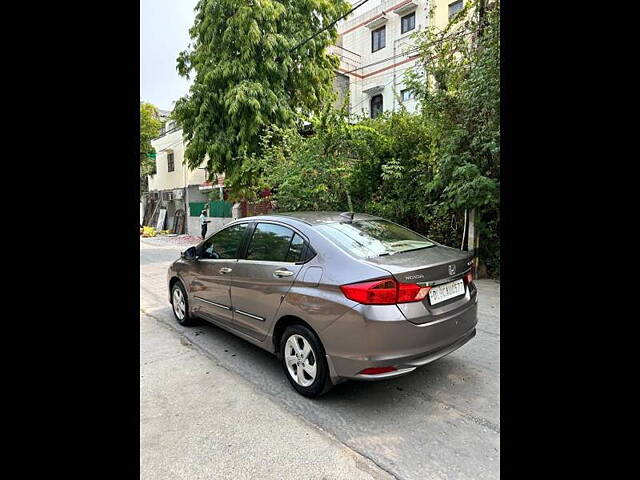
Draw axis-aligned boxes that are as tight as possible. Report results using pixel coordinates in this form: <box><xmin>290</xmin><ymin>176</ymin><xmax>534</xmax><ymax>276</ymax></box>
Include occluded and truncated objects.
<box><xmin>321</xmin><ymin>299</ymin><xmax>478</xmax><ymax>383</ymax></box>
<box><xmin>349</xmin><ymin>327</ymin><xmax>476</xmax><ymax>381</ymax></box>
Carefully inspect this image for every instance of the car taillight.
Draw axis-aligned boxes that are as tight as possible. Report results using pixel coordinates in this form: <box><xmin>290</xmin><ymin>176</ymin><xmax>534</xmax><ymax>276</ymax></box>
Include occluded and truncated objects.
<box><xmin>398</xmin><ymin>282</ymin><xmax>431</xmax><ymax>302</ymax></box>
<box><xmin>464</xmin><ymin>271</ymin><xmax>473</xmax><ymax>284</ymax></box>
<box><xmin>340</xmin><ymin>278</ymin><xmax>397</xmax><ymax>304</ymax></box>
<box><xmin>340</xmin><ymin>278</ymin><xmax>430</xmax><ymax>305</ymax></box>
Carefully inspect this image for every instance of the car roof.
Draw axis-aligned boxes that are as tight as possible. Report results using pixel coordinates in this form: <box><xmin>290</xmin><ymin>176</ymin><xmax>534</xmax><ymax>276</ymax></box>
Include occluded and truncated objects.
<box><xmin>238</xmin><ymin>211</ymin><xmax>383</xmax><ymax>226</ymax></box>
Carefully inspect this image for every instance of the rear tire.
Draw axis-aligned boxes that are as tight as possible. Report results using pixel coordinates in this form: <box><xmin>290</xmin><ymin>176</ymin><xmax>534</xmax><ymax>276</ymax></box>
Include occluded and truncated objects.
<box><xmin>171</xmin><ymin>281</ymin><xmax>195</xmax><ymax>326</ymax></box>
<box><xmin>280</xmin><ymin>324</ymin><xmax>332</xmax><ymax>398</ymax></box>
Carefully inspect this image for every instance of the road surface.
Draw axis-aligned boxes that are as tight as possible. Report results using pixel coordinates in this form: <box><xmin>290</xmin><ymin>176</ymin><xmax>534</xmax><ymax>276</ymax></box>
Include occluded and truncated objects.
<box><xmin>140</xmin><ymin>236</ymin><xmax>500</xmax><ymax>479</ymax></box>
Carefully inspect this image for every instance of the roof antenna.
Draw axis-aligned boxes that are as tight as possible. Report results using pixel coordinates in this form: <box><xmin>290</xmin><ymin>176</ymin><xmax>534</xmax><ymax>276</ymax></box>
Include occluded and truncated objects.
<box><xmin>340</xmin><ymin>193</ymin><xmax>355</xmax><ymax>223</ymax></box>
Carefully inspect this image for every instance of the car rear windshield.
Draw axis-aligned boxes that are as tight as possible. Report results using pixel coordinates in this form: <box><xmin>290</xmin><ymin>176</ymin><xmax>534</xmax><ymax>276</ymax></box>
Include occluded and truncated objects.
<box><xmin>316</xmin><ymin>220</ymin><xmax>435</xmax><ymax>258</ymax></box>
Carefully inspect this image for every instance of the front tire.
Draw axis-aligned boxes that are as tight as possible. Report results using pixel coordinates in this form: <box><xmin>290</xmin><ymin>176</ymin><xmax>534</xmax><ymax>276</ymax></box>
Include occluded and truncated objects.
<box><xmin>280</xmin><ymin>324</ymin><xmax>332</xmax><ymax>398</ymax></box>
<box><xmin>171</xmin><ymin>281</ymin><xmax>194</xmax><ymax>326</ymax></box>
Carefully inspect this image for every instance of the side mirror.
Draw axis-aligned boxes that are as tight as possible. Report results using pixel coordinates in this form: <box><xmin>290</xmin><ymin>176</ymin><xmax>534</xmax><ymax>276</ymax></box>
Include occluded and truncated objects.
<box><xmin>181</xmin><ymin>246</ymin><xmax>197</xmax><ymax>260</ymax></box>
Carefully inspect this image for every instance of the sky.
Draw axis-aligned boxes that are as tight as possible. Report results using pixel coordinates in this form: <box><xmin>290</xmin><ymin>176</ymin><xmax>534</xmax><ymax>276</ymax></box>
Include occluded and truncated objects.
<box><xmin>140</xmin><ymin>0</ymin><xmax>198</xmax><ymax>111</ymax></box>
<box><xmin>140</xmin><ymin>0</ymin><xmax>374</xmax><ymax>112</ymax></box>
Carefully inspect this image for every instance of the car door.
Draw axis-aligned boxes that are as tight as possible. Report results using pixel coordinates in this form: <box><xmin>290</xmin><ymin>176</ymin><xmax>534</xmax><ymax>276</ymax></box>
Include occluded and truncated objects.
<box><xmin>189</xmin><ymin>222</ymin><xmax>249</xmax><ymax>327</ymax></box>
<box><xmin>229</xmin><ymin>222</ymin><xmax>308</xmax><ymax>341</ymax></box>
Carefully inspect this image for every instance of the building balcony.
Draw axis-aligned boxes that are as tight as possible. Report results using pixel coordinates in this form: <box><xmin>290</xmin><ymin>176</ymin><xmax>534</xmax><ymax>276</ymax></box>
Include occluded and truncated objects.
<box><xmin>328</xmin><ymin>44</ymin><xmax>361</xmax><ymax>72</ymax></box>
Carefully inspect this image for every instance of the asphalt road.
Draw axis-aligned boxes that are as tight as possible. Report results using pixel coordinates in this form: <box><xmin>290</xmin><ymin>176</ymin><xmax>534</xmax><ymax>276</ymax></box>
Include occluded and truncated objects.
<box><xmin>140</xmin><ymin>237</ymin><xmax>500</xmax><ymax>480</ymax></box>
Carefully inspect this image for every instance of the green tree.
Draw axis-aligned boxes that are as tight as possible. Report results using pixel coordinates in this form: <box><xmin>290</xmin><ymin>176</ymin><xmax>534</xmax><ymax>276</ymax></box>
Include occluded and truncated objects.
<box><xmin>140</xmin><ymin>101</ymin><xmax>162</xmax><ymax>196</ymax></box>
<box><xmin>172</xmin><ymin>0</ymin><xmax>351</xmax><ymax>184</ymax></box>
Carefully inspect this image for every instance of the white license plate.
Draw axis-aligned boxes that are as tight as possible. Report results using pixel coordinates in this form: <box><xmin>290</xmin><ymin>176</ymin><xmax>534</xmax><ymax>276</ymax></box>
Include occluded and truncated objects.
<box><xmin>428</xmin><ymin>279</ymin><xmax>465</xmax><ymax>305</ymax></box>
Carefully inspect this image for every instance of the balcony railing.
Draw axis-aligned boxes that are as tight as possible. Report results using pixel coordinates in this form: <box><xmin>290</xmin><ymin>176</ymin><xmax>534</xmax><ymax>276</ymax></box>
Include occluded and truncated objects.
<box><xmin>154</xmin><ymin>124</ymin><xmax>181</xmax><ymax>140</ymax></box>
<box><xmin>328</xmin><ymin>44</ymin><xmax>361</xmax><ymax>71</ymax></box>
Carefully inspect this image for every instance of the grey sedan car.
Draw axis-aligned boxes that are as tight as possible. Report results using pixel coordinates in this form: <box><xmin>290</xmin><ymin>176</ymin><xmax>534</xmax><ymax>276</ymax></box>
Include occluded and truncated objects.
<box><xmin>168</xmin><ymin>212</ymin><xmax>477</xmax><ymax>397</ymax></box>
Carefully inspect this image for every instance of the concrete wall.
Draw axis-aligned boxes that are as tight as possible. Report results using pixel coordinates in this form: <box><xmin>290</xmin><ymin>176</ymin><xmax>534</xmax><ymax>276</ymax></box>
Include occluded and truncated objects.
<box><xmin>333</xmin><ymin>72</ymin><xmax>350</xmax><ymax>109</ymax></box>
<box><xmin>187</xmin><ymin>216</ymin><xmax>234</xmax><ymax>238</ymax></box>
<box><xmin>187</xmin><ymin>184</ymin><xmax>210</xmax><ymax>204</ymax></box>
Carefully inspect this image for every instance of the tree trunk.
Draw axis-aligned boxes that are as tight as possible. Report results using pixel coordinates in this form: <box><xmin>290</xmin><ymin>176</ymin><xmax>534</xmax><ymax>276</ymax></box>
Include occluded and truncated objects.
<box><xmin>478</xmin><ymin>0</ymin><xmax>486</xmax><ymax>37</ymax></box>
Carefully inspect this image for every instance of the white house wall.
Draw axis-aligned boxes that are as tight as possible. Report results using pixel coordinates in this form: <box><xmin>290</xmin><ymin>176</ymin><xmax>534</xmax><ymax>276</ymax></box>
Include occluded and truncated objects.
<box><xmin>337</xmin><ymin>0</ymin><xmax>428</xmax><ymax>117</ymax></box>
<box><xmin>337</xmin><ymin>0</ymin><xmax>463</xmax><ymax>118</ymax></box>
<box><xmin>148</xmin><ymin>128</ymin><xmax>207</xmax><ymax>192</ymax></box>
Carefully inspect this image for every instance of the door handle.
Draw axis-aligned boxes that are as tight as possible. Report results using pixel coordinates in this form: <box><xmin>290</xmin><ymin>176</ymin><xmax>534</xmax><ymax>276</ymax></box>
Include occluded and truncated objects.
<box><xmin>219</xmin><ymin>267</ymin><xmax>233</xmax><ymax>274</ymax></box>
<box><xmin>273</xmin><ymin>269</ymin><xmax>294</xmax><ymax>278</ymax></box>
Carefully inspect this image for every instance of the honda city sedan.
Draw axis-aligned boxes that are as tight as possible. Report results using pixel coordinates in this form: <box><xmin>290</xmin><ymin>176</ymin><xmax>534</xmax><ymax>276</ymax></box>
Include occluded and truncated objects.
<box><xmin>168</xmin><ymin>212</ymin><xmax>477</xmax><ymax>397</ymax></box>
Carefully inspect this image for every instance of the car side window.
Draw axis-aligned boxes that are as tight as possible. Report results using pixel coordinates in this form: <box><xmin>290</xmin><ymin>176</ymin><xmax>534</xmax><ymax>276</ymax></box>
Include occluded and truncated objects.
<box><xmin>286</xmin><ymin>234</ymin><xmax>305</xmax><ymax>262</ymax></box>
<box><xmin>246</xmin><ymin>223</ymin><xmax>303</xmax><ymax>262</ymax></box>
<box><xmin>201</xmin><ymin>223</ymin><xmax>248</xmax><ymax>259</ymax></box>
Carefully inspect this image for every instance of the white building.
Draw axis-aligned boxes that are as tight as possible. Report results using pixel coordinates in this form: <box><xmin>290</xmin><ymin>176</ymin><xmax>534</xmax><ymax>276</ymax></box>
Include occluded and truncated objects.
<box><xmin>146</xmin><ymin>119</ymin><xmax>231</xmax><ymax>235</ymax></box>
<box><xmin>148</xmin><ymin>121</ymin><xmax>212</xmax><ymax>199</ymax></box>
<box><xmin>333</xmin><ymin>0</ymin><xmax>465</xmax><ymax>118</ymax></box>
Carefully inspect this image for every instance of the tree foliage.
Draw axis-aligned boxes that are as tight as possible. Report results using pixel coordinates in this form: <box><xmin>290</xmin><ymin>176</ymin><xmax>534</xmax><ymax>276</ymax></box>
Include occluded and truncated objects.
<box><xmin>404</xmin><ymin>0</ymin><xmax>500</xmax><ymax>273</ymax></box>
<box><xmin>258</xmin><ymin>108</ymin><xmax>463</xmax><ymax>245</ymax></box>
<box><xmin>140</xmin><ymin>102</ymin><xmax>162</xmax><ymax>196</ymax></box>
<box><xmin>172</xmin><ymin>0</ymin><xmax>351</xmax><ymax>182</ymax></box>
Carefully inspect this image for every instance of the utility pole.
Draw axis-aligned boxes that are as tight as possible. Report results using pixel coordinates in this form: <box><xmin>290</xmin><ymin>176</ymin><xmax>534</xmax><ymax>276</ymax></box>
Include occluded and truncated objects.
<box><xmin>467</xmin><ymin>208</ymin><xmax>475</xmax><ymax>253</ymax></box>
<box><xmin>183</xmin><ymin>155</ymin><xmax>189</xmax><ymax>235</ymax></box>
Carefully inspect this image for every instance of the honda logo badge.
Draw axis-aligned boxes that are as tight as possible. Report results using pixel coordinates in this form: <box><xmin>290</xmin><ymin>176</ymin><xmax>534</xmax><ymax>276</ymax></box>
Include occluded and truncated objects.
<box><xmin>448</xmin><ymin>264</ymin><xmax>456</xmax><ymax>276</ymax></box>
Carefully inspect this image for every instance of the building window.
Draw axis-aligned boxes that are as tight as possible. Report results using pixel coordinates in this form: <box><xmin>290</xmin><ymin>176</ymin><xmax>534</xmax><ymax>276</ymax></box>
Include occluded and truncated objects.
<box><xmin>370</xmin><ymin>94</ymin><xmax>383</xmax><ymax>118</ymax></box>
<box><xmin>371</xmin><ymin>25</ymin><xmax>386</xmax><ymax>52</ymax></box>
<box><xmin>167</xmin><ymin>152</ymin><xmax>175</xmax><ymax>172</ymax></box>
<box><xmin>401</xmin><ymin>12</ymin><xmax>415</xmax><ymax>34</ymax></box>
<box><xmin>401</xmin><ymin>89</ymin><xmax>414</xmax><ymax>102</ymax></box>
<box><xmin>449</xmin><ymin>0</ymin><xmax>463</xmax><ymax>20</ymax></box>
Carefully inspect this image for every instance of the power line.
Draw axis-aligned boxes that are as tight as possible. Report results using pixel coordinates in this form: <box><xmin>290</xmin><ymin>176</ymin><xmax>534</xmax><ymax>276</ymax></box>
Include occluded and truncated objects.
<box><xmin>290</xmin><ymin>0</ymin><xmax>370</xmax><ymax>52</ymax></box>
<box><xmin>341</xmin><ymin>48</ymin><xmax>418</xmax><ymax>76</ymax></box>
<box><xmin>153</xmin><ymin>135</ymin><xmax>185</xmax><ymax>152</ymax></box>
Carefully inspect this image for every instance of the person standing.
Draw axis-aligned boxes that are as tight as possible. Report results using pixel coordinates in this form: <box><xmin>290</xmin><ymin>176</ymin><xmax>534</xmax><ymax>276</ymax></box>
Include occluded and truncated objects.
<box><xmin>200</xmin><ymin>210</ymin><xmax>210</xmax><ymax>239</ymax></box>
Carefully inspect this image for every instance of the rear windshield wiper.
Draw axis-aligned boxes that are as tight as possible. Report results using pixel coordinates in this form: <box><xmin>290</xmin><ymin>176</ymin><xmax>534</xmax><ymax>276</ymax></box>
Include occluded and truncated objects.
<box><xmin>378</xmin><ymin>245</ymin><xmax>435</xmax><ymax>257</ymax></box>
<box><xmin>396</xmin><ymin>245</ymin><xmax>435</xmax><ymax>254</ymax></box>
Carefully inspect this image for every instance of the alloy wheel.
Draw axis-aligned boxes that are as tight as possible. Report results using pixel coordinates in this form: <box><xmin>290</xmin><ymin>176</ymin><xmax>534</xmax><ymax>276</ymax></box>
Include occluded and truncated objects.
<box><xmin>284</xmin><ymin>334</ymin><xmax>317</xmax><ymax>387</ymax></box>
<box><xmin>173</xmin><ymin>287</ymin><xmax>186</xmax><ymax>320</ymax></box>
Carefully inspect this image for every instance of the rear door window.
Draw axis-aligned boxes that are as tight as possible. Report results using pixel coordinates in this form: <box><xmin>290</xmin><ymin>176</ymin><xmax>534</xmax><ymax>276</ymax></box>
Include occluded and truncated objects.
<box><xmin>246</xmin><ymin>223</ymin><xmax>301</xmax><ymax>262</ymax></box>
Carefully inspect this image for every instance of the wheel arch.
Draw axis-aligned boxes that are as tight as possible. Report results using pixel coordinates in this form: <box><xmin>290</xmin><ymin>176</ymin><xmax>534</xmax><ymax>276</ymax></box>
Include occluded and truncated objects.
<box><xmin>272</xmin><ymin>315</ymin><xmax>323</xmax><ymax>359</ymax></box>
<box><xmin>168</xmin><ymin>275</ymin><xmax>185</xmax><ymax>303</ymax></box>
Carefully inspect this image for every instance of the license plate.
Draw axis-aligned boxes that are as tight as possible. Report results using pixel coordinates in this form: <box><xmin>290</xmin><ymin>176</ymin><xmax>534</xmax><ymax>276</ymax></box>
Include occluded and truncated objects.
<box><xmin>428</xmin><ymin>279</ymin><xmax>465</xmax><ymax>305</ymax></box>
